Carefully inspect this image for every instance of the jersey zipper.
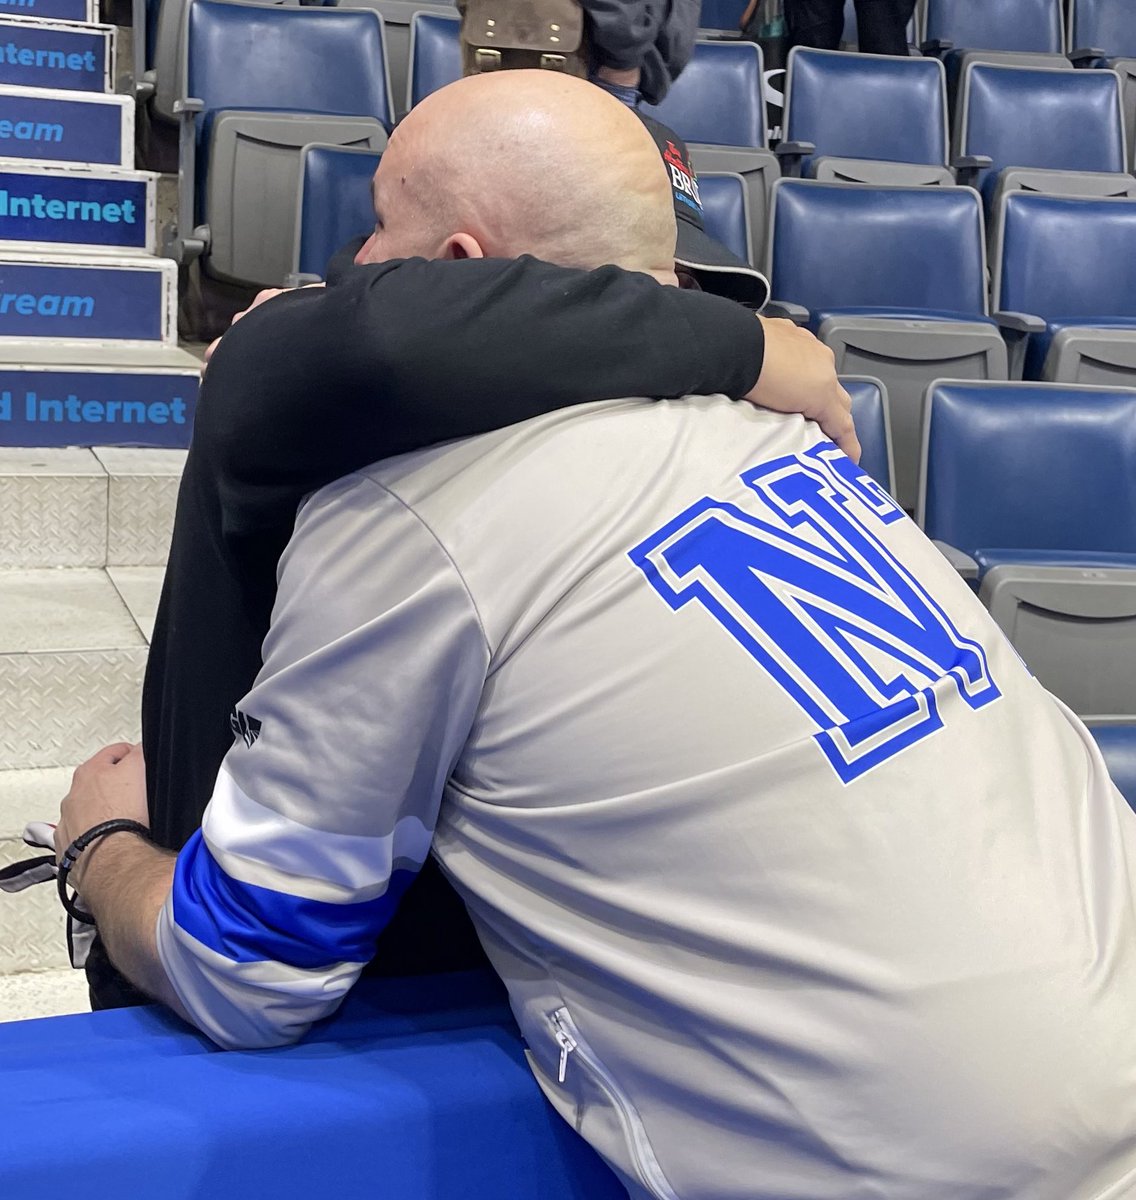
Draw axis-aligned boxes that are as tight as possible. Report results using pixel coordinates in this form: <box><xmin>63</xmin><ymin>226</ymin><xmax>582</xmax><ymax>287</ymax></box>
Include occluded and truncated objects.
<box><xmin>548</xmin><ymin>1007</ymin><xmax>683</xmax><ymax>1200</ymax></box>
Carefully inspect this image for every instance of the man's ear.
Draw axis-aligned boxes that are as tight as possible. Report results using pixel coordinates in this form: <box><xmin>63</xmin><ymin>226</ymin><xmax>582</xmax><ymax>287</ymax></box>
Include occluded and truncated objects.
<box><xmin>438</xmin><ymin>232</ymin><xmax>486</xmax><ymax>261</ymax></box>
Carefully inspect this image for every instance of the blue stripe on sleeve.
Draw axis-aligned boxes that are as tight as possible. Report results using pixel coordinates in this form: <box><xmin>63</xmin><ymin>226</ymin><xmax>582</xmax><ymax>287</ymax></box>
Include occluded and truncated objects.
<box><xmin>170</xmin><ymin>831</ymin><xmax>418</xmax><ymax>969</ymax></box>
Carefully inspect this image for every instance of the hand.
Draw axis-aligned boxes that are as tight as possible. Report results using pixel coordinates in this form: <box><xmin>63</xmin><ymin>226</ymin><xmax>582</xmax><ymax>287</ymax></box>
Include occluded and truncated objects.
<box><xmin>202</xmin><ymin>285</ymin><xmax>326</xmax><ymax>374</ymax></box>
<box><xmin>55</xmin><ymin>743</ymin><xmax>149</xmax><ymax>890</ymax></box>
<box><xmin>745</xmin><ymin>319</ymin><xmax>861</xmax><ymax>463</ymax></box>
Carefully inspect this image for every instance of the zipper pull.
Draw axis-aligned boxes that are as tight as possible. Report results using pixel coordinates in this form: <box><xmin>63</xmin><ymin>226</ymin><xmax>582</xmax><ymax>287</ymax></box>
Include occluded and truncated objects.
<box><xmin>550</xmin><ymin>1009</ymin><xmax>577</xmax><ymax>1084</ymax></box>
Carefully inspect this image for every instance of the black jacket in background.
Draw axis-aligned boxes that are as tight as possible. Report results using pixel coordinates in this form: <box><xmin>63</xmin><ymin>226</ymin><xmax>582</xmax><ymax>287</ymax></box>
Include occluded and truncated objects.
<box><xmin>116</xmin><ymin>255</ymin><xmax>763</xmax><ymax>1003</ymax></box>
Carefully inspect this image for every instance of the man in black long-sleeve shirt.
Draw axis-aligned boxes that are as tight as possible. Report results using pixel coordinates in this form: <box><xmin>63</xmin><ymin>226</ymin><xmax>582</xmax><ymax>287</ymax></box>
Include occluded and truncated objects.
<box><xmin>86</xmin><ymin>163</ymin><xmax>854</xmax><ymax>1010</ymax></box>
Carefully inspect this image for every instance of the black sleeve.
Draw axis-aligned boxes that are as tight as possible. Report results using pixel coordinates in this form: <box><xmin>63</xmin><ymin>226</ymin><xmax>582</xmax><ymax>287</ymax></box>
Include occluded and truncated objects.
<box><xmin>199</xmin><ymin>253</ymin><xmax>763</xmax><ymax>529</ymax></box>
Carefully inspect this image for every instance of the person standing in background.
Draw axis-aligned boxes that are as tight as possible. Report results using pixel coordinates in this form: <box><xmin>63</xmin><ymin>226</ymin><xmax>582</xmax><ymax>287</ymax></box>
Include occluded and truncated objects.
<box><xmin>776</xmin><ymin>0</ymin><xmax>915</xmax><ymax>55</ymax></box>
<box><xmin>459</xmin><ymin>0</ymin><xmax>700</xmax><ymax>107</ymax></box>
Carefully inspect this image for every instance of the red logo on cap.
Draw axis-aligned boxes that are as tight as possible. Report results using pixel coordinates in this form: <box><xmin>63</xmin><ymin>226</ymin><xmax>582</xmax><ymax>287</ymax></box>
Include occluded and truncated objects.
<box><xmin>663</xmin><ymin>140</ymin><xmax>690</xmax><ymax>175</ymax></box>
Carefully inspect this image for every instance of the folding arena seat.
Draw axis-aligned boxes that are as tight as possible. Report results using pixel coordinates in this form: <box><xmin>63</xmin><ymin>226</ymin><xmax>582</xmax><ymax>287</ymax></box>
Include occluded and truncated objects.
<box><xmin>777</xmin><ymin>48</ymin><xmax>954</xmax><ymax>185</ymax></box>
<box><xmin>920</xmin><ymin>0</ymin><xmax>1068</xmax><ymax>114</ymax></box>
<box><xmin>1088</xmin><ymin>724</ymin><xmax>1136</xmax><ymax>810</ymax></box>
<box><xmin>642</xmin><ymin>39</ymin><xmax>766</xmax><ymax>149</ymax></box>
<box><xmin>698</xmin><ymin>173</ymin><xmax>753</xmax><ymax>265</ymax></box>
<box><xmin>699</xmin><ymin>0</ymin><xmax>747</xmax><ymax>34</ymax></box>
<box><xmin>919</xmin><ymin>380</ymin><xmax>1136</xmax><ymax>717</ymax></box>
<box><xmin>992</xmin><ymin>192</ymin><xmax>1136</xmax><ymax>383</ymax></box>
<box><xmin>291</xmin><ymin>144</ymin><xmax>383</xmax><ymax>281</ymax></box>
<box><xmin>642</xmin><ymin>40</ymin><xmax>781</xmax><ymax>275</ymax></box>
<box><xmin>1068</xmin><ymin>0</ymin><xmax>1136</xmax><ymax>169</ymax></box>
<box><xmin>844</xmin><ymin>376</ymin><xmax>895</xmax><ymax>496</ymax></box>
<box><xmin>167</xmin><ymin>0</ymin><xmax>393</xmax><ymax>289</ymax></box>
<box><xmin>955</xmin><ymin>63</ymin><xmax>1134</xmax><ymax>219</ymax></box>
<box><xmin>341</xmin><ymin>1</ymin><xmax>456</xmax><ymax>121</ymax></box>
<box><xmin>407</xmin><ymin>9</ymin><xmax>461</xmax><ymax>110</ymax></box>
<box><xmin>766</xmin><ymin>180</ymin><xmax>1008</xmax><ymax>508</ymax></box>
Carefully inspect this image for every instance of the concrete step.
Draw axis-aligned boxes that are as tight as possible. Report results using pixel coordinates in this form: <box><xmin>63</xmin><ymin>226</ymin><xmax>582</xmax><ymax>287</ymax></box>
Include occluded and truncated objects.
<box><xmin>0</xmin><ymin>162</ymin><xmax>158</xmax><ymax>255</ymax></box>
<box><xmin>0</xmin><ymin>17</ymin><xmax>115</xmax><ymax>94</ymax></box>
<box><xmin>0</xmin><ymin>446</ymin><xmax>183</xmax><ymax>566</ymax></box>
<box><xmin>0</xmin><ymin>347</ymin><xmax>199</xmax><ymax>447</ymax></box>
<box><xmin>0</xmin><ymin>567</ymin><xmax>146</xmax><ymax>768</ymax></box>
<box><xmin>0</xmin><ymin>769</ymin><xmax>72</xmax><ymax>976</ymax></box>
<box><xmin>0</xmin><ymin>0</ymin><xmax>98</xmax><ymax>24</ymax></box>
<box><xmin>0</xmin><ymin>83</ymin><xmax>133</xmax><ymax>169</ymax></box>
<box><xmin>0</xmin><ymin>966</ymin><xmax>89</xmax><ymax>1021</ymax></box>
<box><xmin>0</xmin><ymin>248</ymin><xmax>176</xmax><ymax>344</ymax></box>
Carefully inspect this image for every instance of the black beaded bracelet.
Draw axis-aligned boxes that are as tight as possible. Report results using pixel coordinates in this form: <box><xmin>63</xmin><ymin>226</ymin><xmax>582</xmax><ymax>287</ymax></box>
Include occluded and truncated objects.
<box><xmin>57</xmin><ymin>818</ymin><xmax>152</xmax><ymax>924</ymax></box>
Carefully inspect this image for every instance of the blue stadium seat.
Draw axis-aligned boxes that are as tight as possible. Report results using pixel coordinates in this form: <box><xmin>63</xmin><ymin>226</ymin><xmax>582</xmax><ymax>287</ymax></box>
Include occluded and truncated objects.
<box><xmin>641</xmin><ymin>39</ymin><xmax>767</xmax><ymax>149</ymax></box>
<box><xmin>293</xmin><ymin>144</ymin><xmax>383</xmax><ymax>279</ymax></box>
<box><xmin>698</xmin><ymin>172</ymin><xmax>751</xmax><ymax>264</ymax></box>
<box><xmin>699</xmin><ymin>0</ymin><xmax>747</xmax><ymax>32</ymax></box>
<box><xmin>170</xmin><ymin>0</ymin><xmax>392</xmax><ymax>287</ymax></box>
<box><xmin>844</xmin><ymin>376</ymin><xmax>894</xmax><ymax>495</ymax></box>
<box><xmin>924</xmin><ymin>0</ymin><xmax>1064</xmax><ymax>54</ymax></box>
<box><xmin>767</xmin><ymin>180</ymin><xmax>1007</xmax><ymax>507</ymax></box>
<box><xmin>919</xmin><ymin>380</ymin><xmax>1136</xmax><ymax>716</ymax></box>
<box><xmin>408</xmin><ymin>10</ymin><xmax>461</xmax><ymax>109</ymax></box>
<box><xmin>641</xmin><ymin>40</ymin><xmax>780</xmax><ymax>266</ymax></box>
<box><xmin>1068</xmin><ymin>0</ymin><xmax>1136</xmax><ymax>170</ymax></box>
<box><xmin>956</xmin><ymin>63</ymin><xmax>1133</xmax><ymax>217</ymax></box>
<box><xmin>1088</xmin><ymin>724</ymin><xmax>1136</xmax><ymax>811</ymax></box>
<box><xmin>993</xmin><ymin>192</ymin><xmax>1136</xmax><ymax>383</ymax></box>
<box><xmin>1069</xmin><ymin>0</ymin><xmax>1136</xmax><ymax>58</ymax></box>
<box><xmin>778</xmin><ymin>48</ymin><xmax>952</xmax><ymax>184</ymax></box>
<box><xmin>922</xmin><ymin>0</ymin><xmax>1068</xmax><ymax>113</ymax></box>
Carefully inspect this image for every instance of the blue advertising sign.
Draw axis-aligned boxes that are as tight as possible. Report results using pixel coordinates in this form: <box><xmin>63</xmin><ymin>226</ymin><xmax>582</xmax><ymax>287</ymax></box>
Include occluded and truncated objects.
<box><xmin>0</xmin><ymin>0</ymin><xmax>95</xmax><ymax>23</ymax></box>
<box><xmin>0</xmin><ymin>367</ymin><xmax>198</xmax><ymax>447</ymax></box>
<box><xmin>0</xmin><ymin>19</ymin><xmax>111</xmax><ymax>93</ymax></box>
<box><xmin>0</xmin><ymin>259</ymin><xmax>165</xmax><ymax>340</ymax></box>
<box><xmin>0</xmin><ymin>168</ymin><xmax>150</xmax><ymax>250</ymax></box>
<box><xmin>0</xmin><ymin>86</ymin><xmax>130</xmax><ymax>166</ymax></box>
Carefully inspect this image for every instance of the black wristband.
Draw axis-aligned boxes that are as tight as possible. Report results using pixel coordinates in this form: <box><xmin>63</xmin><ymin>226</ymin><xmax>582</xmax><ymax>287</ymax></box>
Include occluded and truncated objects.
<box><xmin>57</xmin><ymin>819</ymin><xmax>151</xmax><ymax>924</ymax></box>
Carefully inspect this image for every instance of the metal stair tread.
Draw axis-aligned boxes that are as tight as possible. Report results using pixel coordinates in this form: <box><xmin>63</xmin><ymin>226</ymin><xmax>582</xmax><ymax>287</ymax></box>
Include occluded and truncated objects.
<box><xmin>107</xmin><ymin>564</ymin><xmax>161</xmax><ymax>641</ymax></box>
<box><xmin>0</xmin><ymin>765</ymin><xmax>71</xmax><ymax>834</ymax></box>
<box><xmin>0</xmin><ymin>566</ymin><xmax>144</xmax><ymax>653</ymax></box>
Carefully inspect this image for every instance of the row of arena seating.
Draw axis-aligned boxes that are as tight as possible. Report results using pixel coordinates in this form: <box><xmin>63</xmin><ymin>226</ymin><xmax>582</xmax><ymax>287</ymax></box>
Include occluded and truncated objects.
<box><xmin>843</xmin><ymin>377</ymin><xmax>1136</xmax><ymax>719</ymax></box>
<box><xmin>153</xmin><ymin>9</ymin><xmax>1136</xmax><ymax>285</ymax></box>
<box><xmin>699</xmin><ymin>0</ymin><xmax>1134</xmax><ymax>62</ymax></box>
<box><xmin>126</xmin><ymin>0</ymin><xmax>1136</xmax><ymax>724</ymax></box>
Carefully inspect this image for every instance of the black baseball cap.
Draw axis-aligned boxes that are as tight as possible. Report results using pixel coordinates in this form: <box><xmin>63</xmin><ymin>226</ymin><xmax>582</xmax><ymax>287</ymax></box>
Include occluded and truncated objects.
<box><xmin>639</xmin><ymin>113</ymin><xmax>770</xmax><ymax>310</ymax></box>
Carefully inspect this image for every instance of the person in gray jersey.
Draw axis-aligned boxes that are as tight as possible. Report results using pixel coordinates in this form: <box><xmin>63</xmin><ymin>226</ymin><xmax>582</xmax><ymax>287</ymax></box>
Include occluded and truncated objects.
<box><xmin>57</xmin><ymin>71</ymin><xmax>1136</xmax><ymax>1199</ymax></box>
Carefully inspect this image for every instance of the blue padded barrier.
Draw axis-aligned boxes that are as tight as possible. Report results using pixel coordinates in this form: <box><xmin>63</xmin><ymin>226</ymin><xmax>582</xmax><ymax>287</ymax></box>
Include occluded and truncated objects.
<box><xmin>0</xmin><ymin>971</ymin><xmax>627</xmax><ymax>1200</ymax></box>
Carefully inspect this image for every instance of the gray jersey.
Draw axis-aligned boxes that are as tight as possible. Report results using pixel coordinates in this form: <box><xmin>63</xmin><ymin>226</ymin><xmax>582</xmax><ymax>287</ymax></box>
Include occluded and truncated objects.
<box><xmin>157</xmin><ymin>396</ymin><xmax>1136</xmax><ymax>1200</ymax></box>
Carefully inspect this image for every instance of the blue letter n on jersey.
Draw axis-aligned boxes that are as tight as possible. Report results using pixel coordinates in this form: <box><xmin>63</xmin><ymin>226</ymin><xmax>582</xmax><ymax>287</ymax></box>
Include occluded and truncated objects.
<box><xmin>629</xmin><ymin>446</ymin><xmax>1000</xmax><ymax>783</ymax></box>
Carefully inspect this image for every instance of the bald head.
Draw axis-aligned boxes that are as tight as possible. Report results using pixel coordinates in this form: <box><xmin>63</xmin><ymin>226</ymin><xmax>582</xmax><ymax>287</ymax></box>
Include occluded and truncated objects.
<box><xmin>354</xmin><ymin>71</ymin><xmax>677</xmax><ymax>282</ymax></box>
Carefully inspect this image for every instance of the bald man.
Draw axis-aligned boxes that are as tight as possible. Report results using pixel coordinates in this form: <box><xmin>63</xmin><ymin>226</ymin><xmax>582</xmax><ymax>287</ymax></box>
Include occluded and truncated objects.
<box><xmin>60</xmin><ymin>73</ymin><xmax>1136</xmax><ymax>1200</ymax></box>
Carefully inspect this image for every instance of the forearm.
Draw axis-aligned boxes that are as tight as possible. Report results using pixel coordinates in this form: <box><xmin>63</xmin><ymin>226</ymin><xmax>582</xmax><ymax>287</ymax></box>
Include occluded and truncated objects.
<box><xmin>77</xmin><ymin>834</ymin><xmax>191</xmax><ymax>1024</ymax></box>
<box><xmin>200</xmin><ymin>255</ymin><xmax>764</xmax><ymax>488</ymax></box>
